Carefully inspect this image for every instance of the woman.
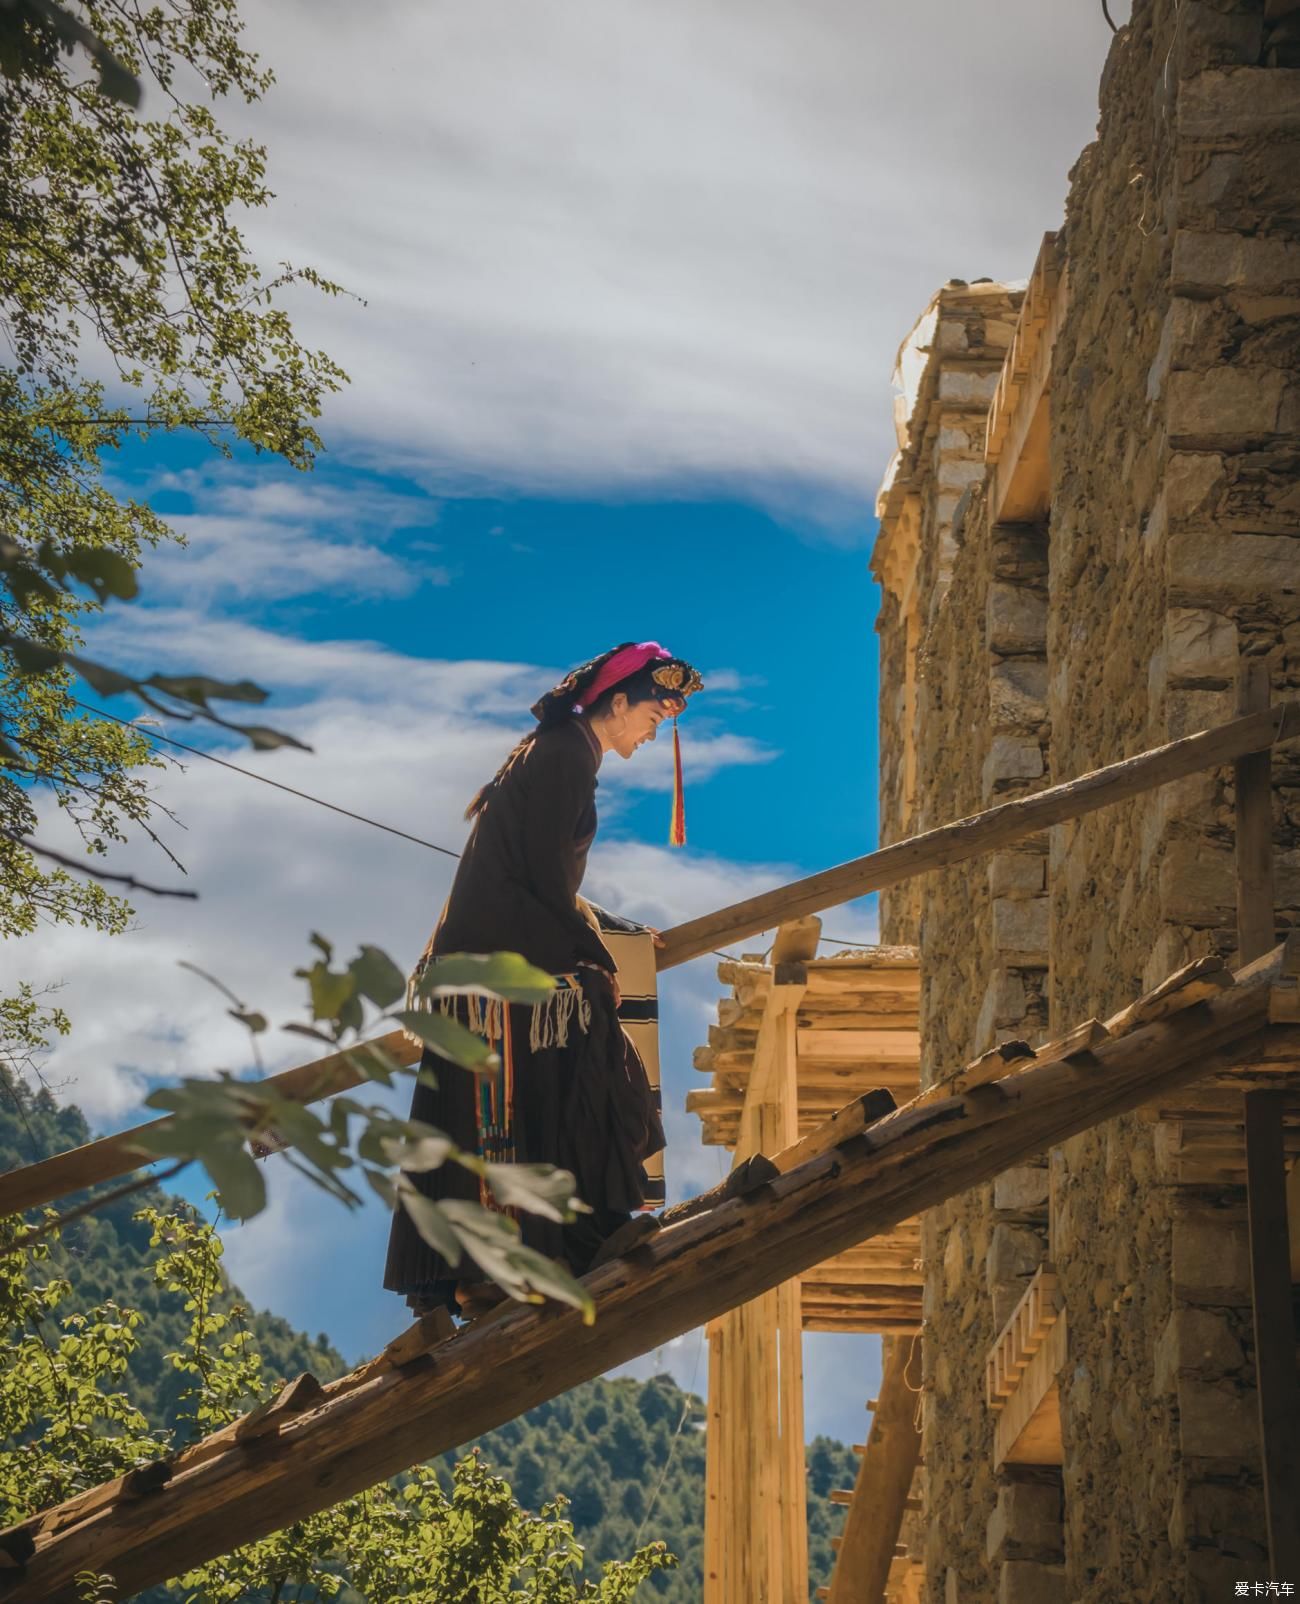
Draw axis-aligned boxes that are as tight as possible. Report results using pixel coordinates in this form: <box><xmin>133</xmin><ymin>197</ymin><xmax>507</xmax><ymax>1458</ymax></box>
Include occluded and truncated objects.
<box><xmin>383</xmin><ymin>640</ymin><xmax>703</xmax><ymax>1320</ymax></box>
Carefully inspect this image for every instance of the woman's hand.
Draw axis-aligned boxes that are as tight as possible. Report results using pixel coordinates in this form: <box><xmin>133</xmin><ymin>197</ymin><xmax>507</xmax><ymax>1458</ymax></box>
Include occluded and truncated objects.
<box><xmin>647</xmin><ymin>926</ymin><xmax>665</xmax><ymax>950</ymax></box>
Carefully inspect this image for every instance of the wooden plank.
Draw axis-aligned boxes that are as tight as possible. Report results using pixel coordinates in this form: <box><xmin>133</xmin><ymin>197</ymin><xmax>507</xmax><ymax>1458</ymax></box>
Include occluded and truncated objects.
<box><xmin>1235</xmin><ymin>661</ymin><xmax>1276</xmax><ymax>964</ymax></box>
<box><xmin>656</xmin><ymin>702</ymin><xmax>1294</xmax><ymax>969</ymax></box>
<box><xmin>1105</xmin><ymin>955</ymin><xmax>1233</xmax><ymax>1037</ymax></box>
<box><xmin>796</xmin><ymin>1029</ymin><xmax>920</xmax><ymax>1063</ymax></box>
<box><xmin>772</xmin><ymin>916</ymin><xmax>823</xmax><ymax>965</ymax></box>
<box><xmin>826</xmin><ymin>1338</ymin><xmax>923</xmax><ymax>1604</ymax></box>
<box><xmin>708</xmin><ymin>924</ymin><xmax>808</xmax><ymax>1604</ymax></box>
<box><xmin>8</xmin><ymin>952</ymin><xmax>1286</xmax><ymax>1604</ymax></box>
<box><xmin>703</xmin><ymin>1324</ymin><xmax>723</xmax><ymax>1604</ymax></box>
<box><xmin>0</xmin><ymin>1029</ymin><xmax>419</xmax><ymax>1218</ymax></box>
<box><xmin>1243</xmin><ymin>1090</ymin><xmax>1300</xmax><ymax>1581</ymax></box>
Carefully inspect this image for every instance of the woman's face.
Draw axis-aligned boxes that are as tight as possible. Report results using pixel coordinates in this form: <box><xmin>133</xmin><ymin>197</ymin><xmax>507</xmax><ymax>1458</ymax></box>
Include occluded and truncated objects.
<box><xmin>607</xmin><ymin>694</ymin><xmax>678</xmax><ymax>760</ymax></box>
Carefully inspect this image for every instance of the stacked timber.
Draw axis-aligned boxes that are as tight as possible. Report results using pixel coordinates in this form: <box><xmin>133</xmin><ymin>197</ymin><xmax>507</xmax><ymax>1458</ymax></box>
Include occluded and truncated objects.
<box><xmin>687</xmin><ymin>946</ymin><xmax>923</xmax><ymax>1335</ymax></box>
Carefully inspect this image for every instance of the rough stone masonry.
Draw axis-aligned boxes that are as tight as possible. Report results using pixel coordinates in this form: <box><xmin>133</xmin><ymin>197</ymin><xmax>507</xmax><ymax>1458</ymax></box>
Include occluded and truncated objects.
<box><xmin>870</xmin><ymin>3</ymin><xmax>1300</xmax><ymax>1600</ymax></box>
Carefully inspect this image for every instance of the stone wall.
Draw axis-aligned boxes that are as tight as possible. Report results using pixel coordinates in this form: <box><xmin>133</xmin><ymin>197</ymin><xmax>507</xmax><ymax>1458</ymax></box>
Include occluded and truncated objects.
<box><xmin>870</xmin><ymin>2</ymin><xmax>1299</xmax><ymax>1600</ymax></box>
<box><xmin>1048</xmin><ymin>3</ymin><xmax>1300</xmax><ymax>1598</ymax></box>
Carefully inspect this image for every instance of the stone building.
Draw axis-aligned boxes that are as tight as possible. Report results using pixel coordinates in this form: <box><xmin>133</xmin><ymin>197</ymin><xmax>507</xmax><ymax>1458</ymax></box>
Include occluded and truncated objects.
<box><xmin>870</xmin><ymin>2</ymin><xmax>1300</xmax><ymax>1599</ymax></box>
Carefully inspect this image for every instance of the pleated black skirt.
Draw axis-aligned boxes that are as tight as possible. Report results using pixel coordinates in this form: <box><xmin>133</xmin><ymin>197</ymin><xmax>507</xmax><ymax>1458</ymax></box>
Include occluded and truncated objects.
<box><xmin>382</xmin><ymin>969</ymin><xmax>664</xmax><ymax>1314</ymax></box>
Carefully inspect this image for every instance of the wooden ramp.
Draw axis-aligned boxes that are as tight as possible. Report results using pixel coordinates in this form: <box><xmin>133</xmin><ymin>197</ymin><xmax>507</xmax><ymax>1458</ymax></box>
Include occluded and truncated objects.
<box><xmin>1</xmin><ymin>945</ymin><xmax>1291</xmax><ymax>1603</ymax></box>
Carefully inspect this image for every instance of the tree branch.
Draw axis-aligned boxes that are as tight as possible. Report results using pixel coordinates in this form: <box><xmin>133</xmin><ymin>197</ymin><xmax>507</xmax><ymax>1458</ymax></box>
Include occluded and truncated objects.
<box><xmin>0</xmin><ymin>829</ymin><xmax>198</xmax><ymax>898</ymax></box>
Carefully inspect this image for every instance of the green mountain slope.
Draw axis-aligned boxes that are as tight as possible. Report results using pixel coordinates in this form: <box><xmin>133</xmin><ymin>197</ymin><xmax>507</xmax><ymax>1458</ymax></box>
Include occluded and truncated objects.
<box><xmin>0</xmin><ymin>1080</ymin><xmax>856</xmax><ymax>1599</ymax></box>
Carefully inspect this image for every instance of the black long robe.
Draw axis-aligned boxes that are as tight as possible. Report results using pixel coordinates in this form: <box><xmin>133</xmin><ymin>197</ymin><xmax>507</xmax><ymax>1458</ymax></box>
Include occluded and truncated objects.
<box><xmin>382</xmin><ymin>718</ymin><xmax>665</xmax><ymax>1311</ymax></box>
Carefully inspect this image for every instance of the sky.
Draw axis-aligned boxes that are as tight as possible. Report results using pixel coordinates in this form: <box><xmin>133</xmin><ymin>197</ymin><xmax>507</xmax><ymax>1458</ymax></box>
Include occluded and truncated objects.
<box><xmin>14</xmin><ymin>0</ymin><xmax>1128</xmax><ymax>1446</ymax></box>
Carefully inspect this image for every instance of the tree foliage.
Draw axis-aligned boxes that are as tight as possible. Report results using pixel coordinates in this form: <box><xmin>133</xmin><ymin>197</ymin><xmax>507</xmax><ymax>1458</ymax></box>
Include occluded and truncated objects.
<box><xmin>113</xmin><ymin>935</ymin><xmax>599</xmax><ymax>1320</ymax></box>
<box><xmin>0</xmin><ymin>1191</ymin><xmax>675</xmax><ymax>1602</ymax></box>
<box><xmin>0</xmin><ymin>1087</ymin><xmax>858</xmax><ymax>1602</ymax></box>
<box><xmin>0</xmin><ymin>0</ymin><xmax>346</xmax><ymax>937</ymax></box>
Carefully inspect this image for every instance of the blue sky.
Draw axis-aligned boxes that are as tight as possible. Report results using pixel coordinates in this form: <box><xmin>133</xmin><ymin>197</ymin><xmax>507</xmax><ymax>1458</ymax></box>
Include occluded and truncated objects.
<box><xmin>62</xmin><ymin>436</ymin><xmax>888</xmax><ymax>1434</ymax></box>
<box><xmin>21</xmin><ymin>0</ymin><xmax>1126</xmax><ymax>1445</ymax></box>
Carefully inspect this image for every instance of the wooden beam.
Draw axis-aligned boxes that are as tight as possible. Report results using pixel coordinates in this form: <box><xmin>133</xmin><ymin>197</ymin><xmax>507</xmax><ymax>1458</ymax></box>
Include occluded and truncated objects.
<box><xmin>5</xmin><ymin>950</ymin><xmax>1286</xmax><ymax>1602</ymax></box>
<box><xmin>826</xmin><ymin>1338</ymin><xmax>922</xmax><ymax>1604</ymax></box>
<box><xmin>656</xmin><ymin>702</ymin><xmax>1295</xmax><ymax>968</ymax></box>
<box><xmin>1243</xmin><ymin>1090</ymin><xmax>1300</xmax><ymax>1581</ymax></box>
<box><xmin>0</xmin><ymin>1030</ymin><xmax>419</xmax><ymax>1218</ymax></box>
<box><xmin>1235</xmin><ymin>661</ymin><xmax>1276</xmax><ymax>964</ymax></box>
<box><xmin>796</xmin><ymin>1029</ymin><xmax>919</xmax><ymax>1063</ymax></box>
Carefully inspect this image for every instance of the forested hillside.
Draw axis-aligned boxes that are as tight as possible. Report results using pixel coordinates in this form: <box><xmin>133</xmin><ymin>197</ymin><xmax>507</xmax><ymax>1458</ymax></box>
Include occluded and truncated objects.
<box><xmin>0</xmin><ymin>1081</ymin><xmax>856</xmax><ymax>1599</ymax></box>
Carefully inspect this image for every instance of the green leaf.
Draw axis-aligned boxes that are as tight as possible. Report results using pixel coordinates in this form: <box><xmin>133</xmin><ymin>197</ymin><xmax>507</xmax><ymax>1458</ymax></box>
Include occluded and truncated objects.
<box><xmin>6</xmin><ymin>636</ymin><xmax>62</xmax><ymax>675</ymax></box>
<box><xmin>297</xmin><ymin>959</ymin><xmax>356</xmax><ymax>1022</ymax></box>
<box><xmin>396</xmin><ymin>1178</ymin><xmax>463</xmax><ymax>1265</ymax></box>
<box><xmin>483</xmin><ymin>1162</ymin><xmax>588</xmax><ymax>1224</ymax></box>
<box><xmin>64</xmin><ymin>547</ymin><xmax>139</xmax><ymax>601</ymax></box>
<box><xmin>201</xmin><ymin>1142</ymin><xmax>267</xmax><ymax>1221</ymax></box>
<box><xmin>342</xmin><ymin>1041</ymin><xmax>402</xmax><ymax>1087</ymax></box>
<box><xmin>280</xmin><ymin>1021</ymin><xmax>338</xmax><ymax>1046</ymax></box>
<box><xmin>383</xmin><ymin>1133</ymin><xmax>453</xmax><ymax>1174</ymax></box>
<box><xmin>416</xmin><ymin>952</ymin><xmax>556</xmax><ymax>1005</ymax></box>
<box><xmin>309</xmin><ymin>932</ymin><xmax>334</xmax><ymax>962</ymax></box>
<box><xmin>365</xmin><ymin>1168</ymin><xmax>398</xmax><ymax>1210</ymax></box>
<box><xmin>145</xmin><ymin>673</ymin><xmax>269</xmax><ymax>707</ymax></box>
<box><xmin>439</xmin><ymin>1201</ymin><xmax>596</xmax><ymax>1324</ymax></box>
<box><xmin>393</xmin><ymin>1011</ymin><xmax>498</xmax><ymax>1074</ymax></box>
<box><xmin>232</xmin><ymin>723</ymin><xmax>313</xmax><ymax>753</ymax></box>
<box><xmin>349</xmin><ymin>946</ymin><xmax>407</xmax><ymax>1009</ymax></box>
<box><xmin>67</xmin><ymin>655</ymin><xmax>140</xmax><ymax>697</ymax></box>
<box><xmin>228</xmin><ymin>1009</ymin><xmax>267</xmax><ymax>1034</ymax></box>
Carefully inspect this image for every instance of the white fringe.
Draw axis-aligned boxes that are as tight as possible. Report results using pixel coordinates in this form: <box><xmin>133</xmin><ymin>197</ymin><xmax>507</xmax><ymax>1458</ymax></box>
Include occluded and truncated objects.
<box><xmin>528</xmin><ymin>982</ymin><xmax>591</xmax><ymax>1052</ymax></box>
<box><xmin>402</xmin><ymin>967</ymin><xmax>590</xmax><ymax>1055</ymax></box>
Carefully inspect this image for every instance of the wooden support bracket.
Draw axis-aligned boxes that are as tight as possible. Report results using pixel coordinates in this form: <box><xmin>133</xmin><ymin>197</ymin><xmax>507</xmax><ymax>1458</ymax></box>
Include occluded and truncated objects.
<box><xmin>1244</xmin><ymin>1090</ymin><xmax>1300</xmax><ymax>1581</ymax></box>
<box><xmin>1235</xmin><ymin>660</ymin><xmax>1276</xmax><ymax>965</ymax></box>
<box><xmin>376</xmin><ymin>1308</ymin><xmax>456</xmax><ymax>1372</ymax></box>
<box><xmin>234</xmin><ymin>1372</ymin><xmax>326</xmax><ymax>1443</ymax></box>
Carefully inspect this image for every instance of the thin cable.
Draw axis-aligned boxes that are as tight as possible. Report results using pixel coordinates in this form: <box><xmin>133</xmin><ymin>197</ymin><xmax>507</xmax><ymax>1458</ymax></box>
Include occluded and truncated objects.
<box><xmin>1101</xmin><ymin>0</ymin><xmax>1118</xmax><ymax>31</ymax></box>
<box><xmin>633</xmin><ymin>1323</ymin><xmax>707</xmax><ymax>1547</ymax></box>
<box><xmin>73</xmin><ymin>699</ymin><xmax>462</xmax><ymax>860</ymax></box>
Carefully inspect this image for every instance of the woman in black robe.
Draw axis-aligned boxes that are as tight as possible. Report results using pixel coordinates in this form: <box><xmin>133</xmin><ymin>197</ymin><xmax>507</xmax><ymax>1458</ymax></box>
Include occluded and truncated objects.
<box><xmin>383</xmin><ymin>641</ymin><xmax>703</xmax><ymax>1320</ymax></box>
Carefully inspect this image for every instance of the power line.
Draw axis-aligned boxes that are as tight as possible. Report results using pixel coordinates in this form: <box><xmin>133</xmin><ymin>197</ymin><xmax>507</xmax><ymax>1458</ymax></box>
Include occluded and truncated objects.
<box><xmin>73</xmin><ymin>700</ymin><xmax>462</xmax><ymax>860</ymax></box>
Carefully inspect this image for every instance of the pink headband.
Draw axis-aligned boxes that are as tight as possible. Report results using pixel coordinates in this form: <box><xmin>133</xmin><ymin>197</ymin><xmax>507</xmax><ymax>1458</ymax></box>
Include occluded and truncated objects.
<box><xmin>573</xmin><ymin>640</ymin><xmax>671</xmax><ymax>712</ymax></box>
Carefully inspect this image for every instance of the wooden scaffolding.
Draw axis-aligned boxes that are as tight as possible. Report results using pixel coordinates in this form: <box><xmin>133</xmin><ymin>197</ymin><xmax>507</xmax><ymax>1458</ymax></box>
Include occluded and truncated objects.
<box><xmin>1</xmin><ymin>698</ymin><xmax>1297</xmax><ymax>1601</ymax></box>
<box><xmin>688</xmin><ymin>924</ymin><xmax>924</xmax><ymax>1604</ymax></box>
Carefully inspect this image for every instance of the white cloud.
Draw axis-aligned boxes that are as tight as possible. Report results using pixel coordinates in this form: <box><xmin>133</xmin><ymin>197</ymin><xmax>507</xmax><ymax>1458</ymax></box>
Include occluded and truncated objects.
<box><xmin>201</xmin><ymin>0</ymin><xmax>1124</xmax><ymax>517</ymax></box>
<box><xmin>133</xmin><ymin>465</ymin><xmax>446</xmax><ymax>603</ymax></box>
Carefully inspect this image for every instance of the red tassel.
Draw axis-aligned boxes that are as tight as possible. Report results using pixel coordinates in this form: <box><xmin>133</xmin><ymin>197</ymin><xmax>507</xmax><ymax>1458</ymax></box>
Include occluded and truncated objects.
<box><xmin>669</xmin><ymin>717</ymin><xmax>686</xmax><ymax>847</ymax></box>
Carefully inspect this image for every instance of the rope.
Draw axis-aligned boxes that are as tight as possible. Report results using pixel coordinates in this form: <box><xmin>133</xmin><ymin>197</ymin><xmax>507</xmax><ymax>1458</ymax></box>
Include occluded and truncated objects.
<box><xmin>900</xmin><ymin>1329</ymin><xmax>925</xmax><ymax>1434</ymax></box>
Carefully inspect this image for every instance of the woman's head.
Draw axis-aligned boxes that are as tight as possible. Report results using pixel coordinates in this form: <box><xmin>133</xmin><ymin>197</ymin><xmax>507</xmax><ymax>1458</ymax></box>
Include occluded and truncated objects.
<box><xmin>584</xmin><ymin>673</ymin><xmax>680</xmax><ymax>759</ymax></box>
<box><xmin>573</xmin><ymin>650</ymin><xmax>701</xmax><ymax>760</ymax></box>
<box><xmin>531</xmin><ymin>641</ymin><xmax>702</xmax><ymax>729</ymax></box>
<box><xmin>468</xmin><ymin>641</ymin><xmax>702</xmax><ymax>825</ymax></box>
